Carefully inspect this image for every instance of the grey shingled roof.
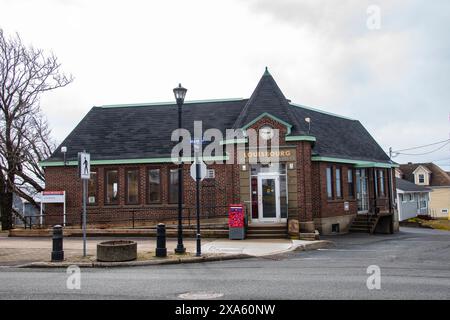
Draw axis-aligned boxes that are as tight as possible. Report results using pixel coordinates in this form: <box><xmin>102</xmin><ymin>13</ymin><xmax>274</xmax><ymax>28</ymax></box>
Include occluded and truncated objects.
<box><xmin>396</xmin><ymin>178</ymin><xmax>431</xmax><ymax>192</ymax></box>
<box><xmin>233</xmin><ymin>68</ymin><xmax>304</xmax><ymax>135</ymax></box>
<box><xmin>399</xmin><ymin>163</ymin><xmax>450</xmax><ymax>187</ymax></box>
<box><xmin>46</xmin><ymin>70</ymin><xmax>391</xmax><ymax>163</ymax></box>
<box><xmin>290</xmin><ymin>104</ymin><xmax>391</xmax><ymax>162</ymax></box>
<box><xmin>49</xmin><ymin>99</ymin><xmax>247</xmax><ymax>161</ymax></box>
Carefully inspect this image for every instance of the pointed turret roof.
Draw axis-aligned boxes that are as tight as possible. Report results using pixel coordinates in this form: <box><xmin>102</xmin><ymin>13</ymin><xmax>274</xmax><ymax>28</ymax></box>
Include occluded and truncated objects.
<box><xmin>233</xmin><ymin>68</ymin><xmax>304</xmax><ymax>134</ymax></box>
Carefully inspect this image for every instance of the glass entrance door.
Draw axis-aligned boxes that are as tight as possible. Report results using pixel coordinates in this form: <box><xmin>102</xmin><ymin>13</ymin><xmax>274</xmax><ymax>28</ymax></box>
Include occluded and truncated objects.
<box><xmin>257</xmin><ymin>174</ymin><xmax>281</xmax><ymax>222</ymax></box>
<box><xmin>356</xmin><ymin>169</ymin><xmax>369</xmax><ymax>213</ymax></box>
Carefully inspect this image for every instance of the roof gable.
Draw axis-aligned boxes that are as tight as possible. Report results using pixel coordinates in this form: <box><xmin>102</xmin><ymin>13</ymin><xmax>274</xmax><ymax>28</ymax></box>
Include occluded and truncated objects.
<box><xmin>413</xmin><ymin>165</ymin><xmax>431</xmax><ymax>174</ymax></box>
<box><xmin>241</xmin><ymin>112</ymin><xmax>293</xmax><ymax>135</ymax></box>
<box><xmin>233</xmin><ymin>68</ymin><xmax>303</xmax><ymax>134</ymax></box>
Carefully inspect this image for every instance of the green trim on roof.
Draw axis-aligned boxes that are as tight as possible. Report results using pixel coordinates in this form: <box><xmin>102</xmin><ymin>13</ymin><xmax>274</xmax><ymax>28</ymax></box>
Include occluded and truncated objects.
<box><xmin>40</xmin><ymin>155</ymin><xmax>230</xmax><ymax>167</ymax></box>
<box><xmin>241</xmin><ymin>112</ymin><xmax>293</xmax><ymax>135</ymax></box>
<box><xmin>311</xmin><ymin>156</ymin><xmax>398</xmax><ymax>168</ymax></box>
<box><xmin>99</xmin><ymin>98</ymin><xmax>245</xmax><ymax>109</ymax></box>
<box><xmin>285</xmin><ymin>135</ymin><xmax>316</xmax><ymax>142</ymax></box>
<box><xmin>289</xmin><ymin>103</ymin><xmax>355</xmax><ymax>121</ymax></box>
<box><xmin>219</xmin><ymin>138</ymin><xmax>248</xmax><ymax>145</ymax></box>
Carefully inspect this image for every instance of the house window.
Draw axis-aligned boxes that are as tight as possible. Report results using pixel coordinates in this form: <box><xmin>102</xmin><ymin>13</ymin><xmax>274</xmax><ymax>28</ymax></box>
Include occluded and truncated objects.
<box><xmin>147</xmin><ymin>168</ymin><xmax>161</xmax><ymax>204</ymax></box>
<box><xmin>335</xmin><ymin>167</ymin><xmax>342</xmax><ymax>198</ymax></box>
<box><xmin>378</xmin><ymin>170</ymin><xmax>385</xmax><ymax>197</ymax></box>
<box><xmin>347</xmin><ymin>169</ymin><xmax>354</xmax><ymax>198</ymax></box>
<box><xmin>409</xmin><ymin>193</ymin><xmax>414</xmax><ymax>202</ymax></box>
<box><xmin>399</xmin><ymin>194</ymin><xmax>404</xmax><ymax>202</ymax></box>
<box><xmin>105</xmin><ymin>169</ymin><xmax>119</xmax><ymax>205</ymax></box>
<box><xmin>418</xmin><ymin>174</ymin><xmax>425</xmax><ymax>184</ymax></box>
<box><xmin>169</xmin><ymin>168</ymin><xmax>179</xmax><ymax>204</ymax></box>
<box><xmin>326</xmin><ymin>167</ymin><xmax>333</xmax><ymax>199</ymax></box>
<box><xmin>88</xmin><ymin>171</ymin><xmax>98</xmax><ymax>205</ymax></box>
<box><xmin>126</xmin><ymin>169</ymin><xmax>139</xmax><ymax>204</ymax></box>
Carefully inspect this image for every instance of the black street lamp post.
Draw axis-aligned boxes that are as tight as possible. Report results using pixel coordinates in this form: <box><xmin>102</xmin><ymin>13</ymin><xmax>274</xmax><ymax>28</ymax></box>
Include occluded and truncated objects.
<box><xmin>173</xmin><ymin>83</ymin><xmax>187</xmax><ymax>254</ymax></box>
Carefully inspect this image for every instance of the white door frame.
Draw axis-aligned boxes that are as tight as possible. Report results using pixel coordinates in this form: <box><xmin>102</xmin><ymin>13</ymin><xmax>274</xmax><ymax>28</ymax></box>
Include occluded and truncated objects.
<box><xmin>255</xmin><ymin>173</ymin><xmax>282</xmax><ymax>223</ymax></box>
<box><xmin>357</xmin><ymin>169</ymin><xmax>369</xmax><ymax>214</ymax></box>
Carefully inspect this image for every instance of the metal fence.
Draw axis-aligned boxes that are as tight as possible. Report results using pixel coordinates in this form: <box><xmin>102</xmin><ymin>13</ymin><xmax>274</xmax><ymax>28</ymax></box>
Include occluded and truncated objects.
<box><xmin>20</xmin><ymin>205</ymin><xmax>230</xmax><ymax>229</ymax></box>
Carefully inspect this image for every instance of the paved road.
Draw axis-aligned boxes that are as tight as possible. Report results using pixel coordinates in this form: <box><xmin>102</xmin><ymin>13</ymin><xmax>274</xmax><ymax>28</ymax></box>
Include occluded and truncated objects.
<box><xmin>0</xmin><ymin>227</ymin><xmax>449</xmax><ymax>300</ymax></box>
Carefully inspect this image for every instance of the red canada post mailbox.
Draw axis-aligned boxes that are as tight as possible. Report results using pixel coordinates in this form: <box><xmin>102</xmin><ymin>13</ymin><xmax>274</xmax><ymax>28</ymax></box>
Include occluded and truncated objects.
<box><xmin>228</xmin><ymin>204</ymin><xmax>245</xmax><ymax>240</ymax></box>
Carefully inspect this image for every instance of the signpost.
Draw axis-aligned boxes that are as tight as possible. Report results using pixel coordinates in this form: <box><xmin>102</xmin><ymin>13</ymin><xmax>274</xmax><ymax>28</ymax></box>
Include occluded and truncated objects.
<box><xmin>190</xmin><ymin>139</ymin><xmax>207</xmax><ymax>257</ymax></box>
<box><xmin>78</xmin><ymin>151</ymin><xmax>90</xmax><ymax>257</ymax></box>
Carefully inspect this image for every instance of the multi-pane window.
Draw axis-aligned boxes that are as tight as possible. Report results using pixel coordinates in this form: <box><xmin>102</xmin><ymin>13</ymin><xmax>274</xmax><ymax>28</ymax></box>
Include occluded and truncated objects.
<box><xmin>326</xmin><ymin>167</ymin><xmax>333</xmax><ymax>199</ymax></box>
<box><xmin>169</xmin><ymin>168</ymin><xmax>179</xmax><ymax>204</ymax></box>
<box><xmin>348</xmin><ymin>169</ymin><xmax>354</xmax><ymax>198</ymax></box>
<box><xmin>88</xmin><ymin>171</ymin><xmax>98</xmax><ymax>205</ymax></box>
<box><xmin>126</xmin><ymin>169</ymin><xmax>139</xmax><ymax>204</ymax></box>
<box><xmin>147</xmin><ymin>168</ymin><xmax>161</xmax><ymax>204</ymax></box>
<box><xmin>418</xmin><ymin>174</ymin><xmax>425</xmax><ymax>184</ymax></box>
<box><xmin>105</xmin><ymin>169</ymin><xmax>119</xmax><ymax>204</ymax></box>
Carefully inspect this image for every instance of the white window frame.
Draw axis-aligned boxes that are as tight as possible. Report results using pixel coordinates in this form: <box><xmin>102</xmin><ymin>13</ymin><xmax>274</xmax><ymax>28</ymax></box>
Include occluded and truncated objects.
<box><xmin>418</xmin><ymin>174</ymin><xmax>425</xmax><ymax>184</ymax></box>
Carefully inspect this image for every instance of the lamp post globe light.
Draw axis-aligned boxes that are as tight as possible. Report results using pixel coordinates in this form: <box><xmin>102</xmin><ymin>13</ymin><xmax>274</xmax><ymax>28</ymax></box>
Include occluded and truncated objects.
<box><xmin>173</xmin><ymin>83</ymin><xmax>187</xmax><ymax>254</ymax></box>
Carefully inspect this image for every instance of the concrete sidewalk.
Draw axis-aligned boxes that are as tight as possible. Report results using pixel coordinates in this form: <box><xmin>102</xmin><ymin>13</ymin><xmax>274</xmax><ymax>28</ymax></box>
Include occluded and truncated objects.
<box><xmin>0</xmin><ymin>236</ymin><xmax>331</xmax><ymax>268</ymax></box>
<box><xmin>202</xmin><ymin>239</ymin><xmax>328</xmax><ymax>256</ymax></box>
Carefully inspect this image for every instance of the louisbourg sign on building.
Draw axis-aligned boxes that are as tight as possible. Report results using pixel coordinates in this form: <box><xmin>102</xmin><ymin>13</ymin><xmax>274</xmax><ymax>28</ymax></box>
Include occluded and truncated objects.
<box><xmin>242</xmin><ymin>148</ymin><xmax>296</xmax><ymax>162</ymax></box>
<box><xmin>40</xmin><ymin>68</ymin><xmax>398</xmax><ymax>238</ymax></box>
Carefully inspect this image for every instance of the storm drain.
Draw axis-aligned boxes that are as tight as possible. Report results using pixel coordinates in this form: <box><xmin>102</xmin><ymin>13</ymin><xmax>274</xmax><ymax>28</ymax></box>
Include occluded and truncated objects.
<box><xmin>178</xmin><ymin>292</ymin><xmax>224</xmax><ymax>300</ymax></box>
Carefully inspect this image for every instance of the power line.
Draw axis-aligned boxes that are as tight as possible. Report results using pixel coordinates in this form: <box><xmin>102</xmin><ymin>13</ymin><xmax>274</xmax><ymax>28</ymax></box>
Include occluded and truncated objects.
<box><xmin>432</xmin><ymin>157</ymin><xmax>450</xmax><ymax>162</ymax></box>
<box><xmin>393</xmin><ymin>139</ymin><xmax>450</xmax><ymax>153</ymax></box>
<box><xmin>394</xmin><ymin>140</ymin><xmax>450</xmax><ymax>156</ymax></box>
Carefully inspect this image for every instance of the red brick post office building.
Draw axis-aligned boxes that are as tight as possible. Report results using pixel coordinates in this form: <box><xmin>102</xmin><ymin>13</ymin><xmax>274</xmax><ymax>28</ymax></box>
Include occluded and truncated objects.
<box><xmin>41</xmin><ymin>69</ymin><xmax>398</xmax><ymax>239</ymax></box>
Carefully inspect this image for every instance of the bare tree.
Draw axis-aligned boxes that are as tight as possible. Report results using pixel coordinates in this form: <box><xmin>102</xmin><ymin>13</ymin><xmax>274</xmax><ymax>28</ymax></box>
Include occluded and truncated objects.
<box><xmin>0</xmin><ymin>29</ymin><xmax>73</xmax><ymax>230</ymax></box>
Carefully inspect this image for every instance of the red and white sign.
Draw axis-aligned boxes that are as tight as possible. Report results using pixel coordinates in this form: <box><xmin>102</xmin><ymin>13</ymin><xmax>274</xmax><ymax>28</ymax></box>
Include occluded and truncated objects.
<box><xmin>41</xmin><ymin>191</ymin><xmax>65</xmax><ymax>203</ymax></box>
<box><xmin>37</xmin><ymin>191</ymin><xmax>66</xmax><ymax>226</ymax></box>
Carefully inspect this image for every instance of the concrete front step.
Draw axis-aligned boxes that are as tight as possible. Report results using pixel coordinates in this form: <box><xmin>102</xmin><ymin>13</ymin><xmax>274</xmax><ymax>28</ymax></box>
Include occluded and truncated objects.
<box><xmin>351</xmin><ymin>222</ymin><xmax>376</xmax><ymax>227</ymax></box>
<box><xmin>246</xmin><ymin>233</ymin><xmax>289</xmax><ymax>239</ymax></box>
<box><xmin>246</xmin><ymin>224</ymin><xmax>288</xmax><ymax>239</ymax></box>
<box><xmin>247</xmin><ymin>231</ymin><xmax>288</xmax><ymax>236</ymax></box>
<box><xmin>353</xmin><ymin>218</ymin><xmax>378</xmax><ymax>223</ymax></box>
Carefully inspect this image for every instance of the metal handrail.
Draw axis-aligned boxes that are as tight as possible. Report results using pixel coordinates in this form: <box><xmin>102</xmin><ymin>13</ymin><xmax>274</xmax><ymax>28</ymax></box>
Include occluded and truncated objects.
<box><xmin>19</xmin><ymin>204</ymin><xmax>230</xmax><ymax>229</ymax></box>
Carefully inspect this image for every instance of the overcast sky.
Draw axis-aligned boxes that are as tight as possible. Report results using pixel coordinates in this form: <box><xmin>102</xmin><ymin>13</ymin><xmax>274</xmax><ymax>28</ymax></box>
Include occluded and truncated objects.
<box><xmin>1</xmin><ymin>0</ymin><xmax>449</xmax><ymax>168</ymax></box>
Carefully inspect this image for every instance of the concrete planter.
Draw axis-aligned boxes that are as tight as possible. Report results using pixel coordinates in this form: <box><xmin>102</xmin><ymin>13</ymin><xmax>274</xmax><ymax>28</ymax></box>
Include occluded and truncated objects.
<box><xmin>97</xmin><ymin>240</ymin><xmax>137</xmax><ymax>262</ymax></box>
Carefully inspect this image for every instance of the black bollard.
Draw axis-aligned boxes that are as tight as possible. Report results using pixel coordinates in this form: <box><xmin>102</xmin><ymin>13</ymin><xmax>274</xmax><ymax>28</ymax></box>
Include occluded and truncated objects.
<box><xmin>51</xmin><ymin>225</ymin><xmax>64</xmax><ymax>262</ymax></box>
<box><xmin>196</xmin><ymin>233</ymin><xmax>201</xmax><ymax>257</ymax></box>
<box><xmin>155</xmin><ymin>223</ymin><xmax>167</xmax><ymax>257</ymax></box>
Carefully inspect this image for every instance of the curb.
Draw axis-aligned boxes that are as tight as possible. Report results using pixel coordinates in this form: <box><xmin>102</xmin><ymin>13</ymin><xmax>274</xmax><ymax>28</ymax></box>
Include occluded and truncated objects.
<box><xmin>16</xmin><ymin>253</ymin><xmax>252</xmax><ymax>269</ymax></box>
<box><xmin>292</xmin><ymin>240</ymin><xmax>334</xmax><ymax>252</ymax></box>
<box><xmin>11</xmin><ymin>240</ymin><xmax>332</xmax><ymax>269</ymax></box>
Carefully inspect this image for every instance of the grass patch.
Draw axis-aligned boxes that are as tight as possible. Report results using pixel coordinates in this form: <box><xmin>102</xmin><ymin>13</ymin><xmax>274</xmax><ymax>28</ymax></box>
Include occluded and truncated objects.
<box><xmin>406</xmin><ymin>218</ymin><xmax>450</xmax><ymax>231</ymax></box>
<box><xmin>421</xmin><ymin>219</ymin><xmax>450</xmax><ymax>231</ymax></box>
